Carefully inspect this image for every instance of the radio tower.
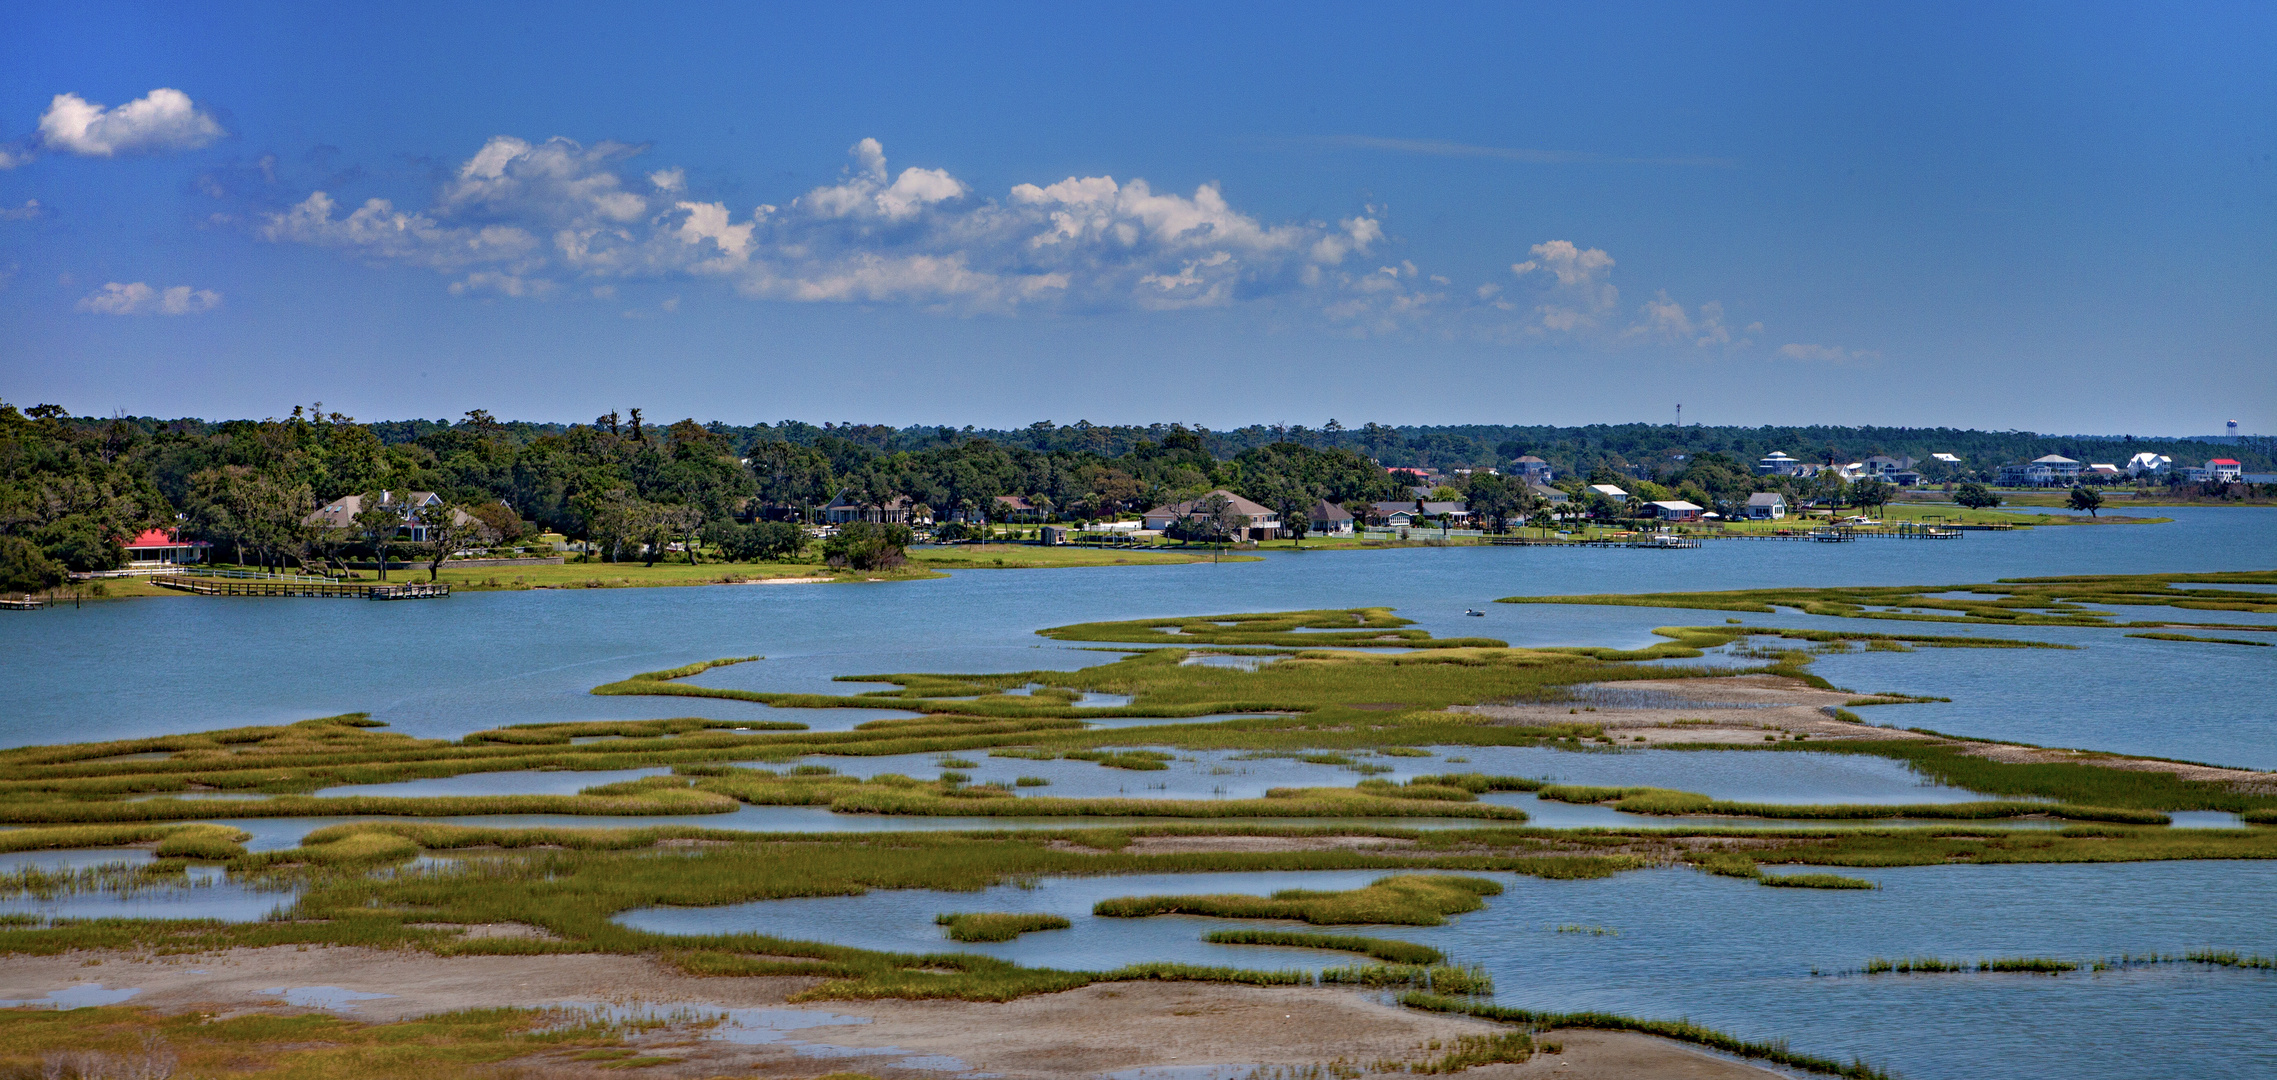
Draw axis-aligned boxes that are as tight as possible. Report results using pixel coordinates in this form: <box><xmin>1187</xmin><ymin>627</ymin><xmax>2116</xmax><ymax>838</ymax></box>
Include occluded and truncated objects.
<box><xmin>1675</xmin><ymin>404</ymin><xmax>1682</xmax><ymax>427</ymax></box>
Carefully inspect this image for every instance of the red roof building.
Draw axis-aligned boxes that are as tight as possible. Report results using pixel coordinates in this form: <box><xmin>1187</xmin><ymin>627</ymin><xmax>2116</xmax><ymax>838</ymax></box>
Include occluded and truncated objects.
<box><xmin>123</xmin><ymin>528</ymin><xmax>208</xmax><ymax>565</ymax></box>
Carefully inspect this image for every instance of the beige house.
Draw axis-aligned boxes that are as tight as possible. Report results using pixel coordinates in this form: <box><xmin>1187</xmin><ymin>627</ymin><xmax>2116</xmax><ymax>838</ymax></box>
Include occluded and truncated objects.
<box><xmin>308</xmin><ymin>491</ymin><xmax>469</xmax><ymax>542</ymax></box>
<box><xmin>1140</xmin><ymin>490</ymin><xmax>1280</xmax><ymax>540</ymax></box>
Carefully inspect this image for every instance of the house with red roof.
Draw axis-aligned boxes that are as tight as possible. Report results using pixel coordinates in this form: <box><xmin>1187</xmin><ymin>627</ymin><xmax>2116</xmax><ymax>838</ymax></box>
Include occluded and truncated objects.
<box><xmin>2206</xmin><ymin>458</ymin><xmax>2243</xmax><ymax>482</ymax></box>
<box><xmin>122</xmin><ymin>528</ymin><xmax>208</xmax><ymax>567</ymax></box>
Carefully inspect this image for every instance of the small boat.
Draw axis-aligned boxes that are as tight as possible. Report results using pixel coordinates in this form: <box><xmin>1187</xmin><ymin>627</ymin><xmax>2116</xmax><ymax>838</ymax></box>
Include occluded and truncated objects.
<box><xmin>1464</xmin><ymin>608</ymin><xmax>1486</xmax><ymax>616</ymax></box>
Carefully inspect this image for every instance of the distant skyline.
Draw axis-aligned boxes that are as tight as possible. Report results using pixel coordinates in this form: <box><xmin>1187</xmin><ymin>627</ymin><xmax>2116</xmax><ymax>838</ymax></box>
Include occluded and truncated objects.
<box><xmin>1</xmin><ymin>2</ymin><xmax>2270</xmax><ymax>433</ymax></box>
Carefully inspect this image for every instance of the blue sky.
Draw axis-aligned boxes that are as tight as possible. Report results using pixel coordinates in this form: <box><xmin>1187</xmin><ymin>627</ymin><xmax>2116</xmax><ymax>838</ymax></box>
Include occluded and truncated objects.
<box><xmin>1</xmin><ymin>1</ymin><xmax>2269</xmax><ymax>433</ymax></box>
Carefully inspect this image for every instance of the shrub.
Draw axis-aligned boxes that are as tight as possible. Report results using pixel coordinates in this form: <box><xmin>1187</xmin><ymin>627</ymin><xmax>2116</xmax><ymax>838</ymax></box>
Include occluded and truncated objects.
<box><xmin>823</xmin><ymin>522</ymin><xmax>911</xmax><ymax>570</ymax></box>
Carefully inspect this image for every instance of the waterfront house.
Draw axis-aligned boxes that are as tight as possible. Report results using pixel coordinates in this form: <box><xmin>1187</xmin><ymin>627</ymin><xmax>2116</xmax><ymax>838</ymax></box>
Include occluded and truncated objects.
<box><xmin>821</xmin><ymin>492</ymin><xmax>917</xmax><ymax>525</ymax></box>
<box><xmin>1644</xmin><ymin>500</ymin><xmax>1704</xmax><ymax>522</ymax></box>
<box><xmin>1308</xmin><ymin>500</ymin><xmax>1355</xmax><ymax>536</ymax></box>
<box><xmin>308</xmin><ymin>491</ymin><xmax>460</xmax><ymax>542</ymax></box>
<box><xmin>1998</xmin><ymin>455</ymin><xmax>2081</xmax><ymax>486</ymax></box>
<box><xmin>1756</xmin><ymin>452</ymin><xmax>1804</xmax><ymax>476</ymax></box>
<box><xmin>122</xmin><ymin>528</ymin><xmax>208</xmax><ymax>567</ymax></box>
<box><xmin>1527</xmin><ymin>482</ymin><xmax>1569</xmax><ymax>505</ymax></box>
<box><xmin>1140</xmin><ymin>490</ymin><xmax>1280</xmax><ymax>540</ymax></box>
<box><xmin>2206</xmin><ymin>458</ymin><xmax>2244</xmax><ymax>482</ymax></box>
<box><xmin>993</xmin><ymin>494</ymin><xmax>1046</xmax><ymax>522</ymax></box>
<box><xmin>1744</xmin><ymin>492</ymin><xmax>1787</xmax><ymax>520</ymax></box>
<box><xmin>1586</xmin><ymin>484</ymin><xmax>1630</xmax><ymax>501</ymax></box>
<box><xmin>2124</xmin><ymin>453</ymin><xmax>2171</xmax><ymax>477</ymax></box>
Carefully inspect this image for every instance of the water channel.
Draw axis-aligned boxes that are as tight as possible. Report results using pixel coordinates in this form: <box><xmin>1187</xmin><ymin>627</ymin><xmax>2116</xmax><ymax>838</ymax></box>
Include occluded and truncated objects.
<box><xmin>1</xmin><ymin>507</ymin><xmax>2271</xmax><ymax>1078</ymax></box>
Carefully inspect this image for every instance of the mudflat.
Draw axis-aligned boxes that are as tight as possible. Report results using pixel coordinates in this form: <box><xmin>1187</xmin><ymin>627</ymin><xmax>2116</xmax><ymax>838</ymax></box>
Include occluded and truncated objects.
<box><xmin>0</xmin><ymin>946</ymin><xmax>1780</xmax><ymax>1079</ymax></box>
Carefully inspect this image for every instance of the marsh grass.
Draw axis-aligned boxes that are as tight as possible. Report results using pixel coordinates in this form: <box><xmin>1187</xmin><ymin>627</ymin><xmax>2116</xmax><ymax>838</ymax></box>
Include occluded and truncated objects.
<box><xmin>2126</xmin><ymin>632</ymin><xmax>2272</xmax><ymax>647</ymax></box>
<box><xmin>1850</xmin><ymin>950</ymin><xmax>2273</xmax><ymax>977</ymax></box>
<box><xmin>1399</xmin><ymin>992</ymin><xmax>1889</xmax><ymax>1080</ymax></box>
<box><xmin>1495</xmin><ymin>572</ymin><xmax>2277</xmax><ymax>632</ymax></box>
<box><xmin>1037</xmin><ymin>609</ymin><xmax>1507</xmax><ymax>649</ymax></box>
<box><xmin>1200</xmin><ymin>929</ymin><xmax>1443</xmax><ymax>964</ymax></box>
<box><xmin>934</xmin><ymin>912</ymin><xmax>1072</xmax><ymax>942</ymax></box>
<box><xmin>1795</xmin><ymin>741</ymin><xmax>2277</xmax><ymax>814</ymax></box>
<box><xmin>1757</xmin><ymin>873</ymin><xmax>1877</xmax><ymax>890</ymax></box>
<box><xmin>1318</xmin><ymin>962</ymin><xmax>1494</xmax><ymax>995</ymax></box>
<box><xmin>1094</xmin><ymin>874</ymin><xmax>1501</xmax><ymax>926</ymax></box>
<box><xmin>0</xmin><ymin>1003</ymin><xmax>678</xmax><ymax>1080</ymax></box>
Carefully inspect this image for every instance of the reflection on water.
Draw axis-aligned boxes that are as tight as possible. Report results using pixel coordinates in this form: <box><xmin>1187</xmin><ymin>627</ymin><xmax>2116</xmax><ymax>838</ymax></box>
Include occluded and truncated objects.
<box><xmin>0</xmin><ymin>848</ymin><xmax>155</xmax><ymax>874</ymax></box>
<box><xmin>560</xmin><ymin>1001</ymin><xmax>977</xmax><ymax>1073</ymax></box>
<box><xmin>0</xmin><ymin>864</ymin><xmax>292</xmax><ymax>923</ymax></box>
<box><xmin>6</xmin><ymin>509</ymin><xmax>2268</xmax><ymax>758</ymax></box>
<box><xmin>620</xmin><ymin>862</ymin><xmax>2277</xmax><ymax>1080</ymax></box>
<box><xmin>313</xmin><ymin>767</ymin><xmax>674</xmax><ymax>799</ymax></box>
<box><xmin>261</xmin><ymin>985</ymin><xmax>396</xmax><ymax>1010</ymax></box>
<box><xmin>0</xmin><ymin>983</ymin><xmax>144</xmax><ymax>1009</ymax></box>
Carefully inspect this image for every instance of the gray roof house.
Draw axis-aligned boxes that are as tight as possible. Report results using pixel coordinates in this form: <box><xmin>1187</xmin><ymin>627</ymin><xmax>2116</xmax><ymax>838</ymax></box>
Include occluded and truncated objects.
<box><xmin>307</xmin><ymin>491</ymin><xmax>470</xmax><ymax>542</ymax></box>
<box><xmin>1744</xmin><ymin>492</ymin><xmax>1787</xmax><ymax>520</ymax></box>
<box><xmin>1307</xmin><ymin>500</ymin><xmax>1355</xmax><ymax>535</ymax></box>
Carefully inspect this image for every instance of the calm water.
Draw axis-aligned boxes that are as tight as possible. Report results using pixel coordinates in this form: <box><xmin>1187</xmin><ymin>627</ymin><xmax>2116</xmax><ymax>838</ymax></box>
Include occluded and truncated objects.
<box><xmin>618</xmin><ymin>862</ymin><xmax>2277</xmax><ymax>1080</ymax></box>
<box><xmin>1</xmin><ymin>508</ymin><xmax>2271</xmax><ymax>1077</ymax></box>
<box><xmin>2</xmin><ymin>508</ymin><xmax>2269</xmax><ymax>763</ymax></box>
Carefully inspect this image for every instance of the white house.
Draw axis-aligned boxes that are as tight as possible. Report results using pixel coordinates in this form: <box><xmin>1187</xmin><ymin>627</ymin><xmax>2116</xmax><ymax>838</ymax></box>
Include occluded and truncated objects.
<box><xmin>821</xmin><ymin>492</ymin><xmax>917</xmax><ymax>525</ymax></box>
<box><xmin>1744</xmin><ymin>492</ymin><xmax>1787</xmax><ymax>520</ymax></box>
<box><xmin>1644</xmin><ymin>500</ymin><xmax>1703</xmax><ymax>522</ymax></box>
<box><xmin>2124</xmin><ymin>452</ymin><xmax>2171</xmax><ymax>477</ymax></box>
<box><xmin>1756</xmin><ymin>452</ymin><xmax>1807</xmax><ymax>476</ymax></box>
<box><xmin>2206</xmin><ymin>458</ymin><xmax>2244</xmax><ymax>482</ymax></box>
<box><xmin>1998</xmin><ymin>455</ymin><xmax>2082</xmax><ymax>487</ymax></box>
<box><xmin>1586</xmin><ymin>484</ymin><xmax>1630</xmax><ymax>501</ymax></box>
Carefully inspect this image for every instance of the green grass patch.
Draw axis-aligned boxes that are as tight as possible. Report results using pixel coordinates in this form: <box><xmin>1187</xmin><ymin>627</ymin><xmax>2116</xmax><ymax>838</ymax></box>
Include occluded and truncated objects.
<box><xmin>1497</xmin><ymin>571</ymin><xmax>2277</xmax><ymax>632</ymax></box>
<box><xmin>1094</xmin><ymin>874</ymin><xmax>1502</xmax><ymax>925</ymax></box>
<box><xmin>934</xmin><ymin>912</ymin><xmax>1072</xmax><ymax>942</ymax></box>
<box><xmin>1399</xmin><ymin>992</ymin><xmax>1890</xmax><ymax>1079</ymax></box>
<box><xmin>1200</xmin><ymin>929</ymin><xmax>1444</xmax><ymax>964</ymax></box>
<box><xmin>2127</xmin><ymin>632</ymin><xmax>2272</xmax><ymax>646</ymax></box>
<box><xmin>1758</xmin><ymin>872</ymin><xmax>1878</xmax><ymax>889</ymax></box>
<box><xmin>1038</xmin><ymin>608</ymin><xmax>1506</xmax><ymax>649</ymax></box>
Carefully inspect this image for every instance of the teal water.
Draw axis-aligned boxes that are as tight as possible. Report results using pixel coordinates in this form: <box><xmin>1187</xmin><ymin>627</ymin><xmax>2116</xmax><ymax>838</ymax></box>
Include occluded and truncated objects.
<box><xmin>617</xmin><ymin>862</ymin><xmax>2277</xmax><ymax>1080</ymax></box>
<box><xmin>2</xmin><ymin>509</ymin><xmax>2268</xmax><ymax>764</ymax></box>
<box><xmin>1</xmin><ymin>508</ymin><xmax>2272</xmax><ymax>1078</ymax></box>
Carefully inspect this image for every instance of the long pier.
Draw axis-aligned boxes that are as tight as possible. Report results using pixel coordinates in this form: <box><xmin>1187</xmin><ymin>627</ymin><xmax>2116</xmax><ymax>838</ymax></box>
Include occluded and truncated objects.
<box><xmin>155</xmin><ymin>578</ymin><xmax>450</xmax><ymax>600</ymax></box>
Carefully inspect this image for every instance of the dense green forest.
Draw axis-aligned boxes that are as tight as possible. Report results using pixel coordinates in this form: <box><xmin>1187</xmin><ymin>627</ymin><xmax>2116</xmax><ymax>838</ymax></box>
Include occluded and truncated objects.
<box><xmin>2</xmin><ymin>399</ymin><xmax>2268</xmax><ymax>582</ymax></box>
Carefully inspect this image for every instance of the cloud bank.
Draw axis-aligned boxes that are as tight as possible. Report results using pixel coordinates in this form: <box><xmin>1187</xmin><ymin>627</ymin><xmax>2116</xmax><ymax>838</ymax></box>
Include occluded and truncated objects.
<box><xmin>254</xmin><ymin>133</ymin><xmax>1765</xmax><ymax>350</ymax></box>
<box><xmin>76</xmin><ymin>282</ymin><xmax>222</xmax><ymax>315</ymax></box>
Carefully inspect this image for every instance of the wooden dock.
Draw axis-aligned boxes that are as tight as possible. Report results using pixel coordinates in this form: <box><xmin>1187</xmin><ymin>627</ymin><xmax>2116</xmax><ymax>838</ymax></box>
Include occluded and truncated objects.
<box><xmin>155</xmin><ymin>578</ymin><xmax>450</xmax><ymax>600</ymax></box>
<box><xmin>0</xmin><ymin>596</ymin><xmax>46</xmax><ymax>611</ymax></box>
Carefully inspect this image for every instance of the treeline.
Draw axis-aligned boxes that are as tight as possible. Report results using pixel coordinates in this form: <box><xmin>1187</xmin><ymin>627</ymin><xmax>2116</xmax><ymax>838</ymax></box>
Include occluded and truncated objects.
<box><xmin>0</xmin><ymin>402</ymin><xmax>1411</xmax><ymax>579</ymax></box>
<box><xmin>5</xmin><ymin>399</ymin><xmax>2270</xmax><ymax>586</ymax></box>
<box><xmin>355</xmin><ymin>416</ymin><xmax>2273</xmax><ymax>476</ymax></box>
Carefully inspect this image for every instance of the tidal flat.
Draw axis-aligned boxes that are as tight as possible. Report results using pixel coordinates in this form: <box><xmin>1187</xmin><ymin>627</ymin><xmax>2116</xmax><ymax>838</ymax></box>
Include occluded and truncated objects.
<box><xmin>2</xmin><ymin>515</ymin><xmax>2274</xmax><ymax>1079</ymax></box>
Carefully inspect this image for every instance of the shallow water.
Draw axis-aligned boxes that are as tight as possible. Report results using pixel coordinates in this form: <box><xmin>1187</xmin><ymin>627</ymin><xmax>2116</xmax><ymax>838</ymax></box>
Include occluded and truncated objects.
<box><xmin>0</xmin><ymin>864</ymin><xmax>292</xmax><ymax>923</ymax></box>
<box><xmin>618</xmin><ymin>862</ymin><xmax>2277</xmax><ymax>1080</ymax></box>
<box><xmin>3</xmin><ymin>508</ymin><xmax>2267</xmax><ymax>762</ymax></box>
<box><xmin>560</xmin><ymin>1001</ymin><xmax>979</xmax><ymax>1073</ymax></box>
<box><xmin>0</xmin><ymin>847</ymin><xmax>155</xmax><ymax>873</ymax></box>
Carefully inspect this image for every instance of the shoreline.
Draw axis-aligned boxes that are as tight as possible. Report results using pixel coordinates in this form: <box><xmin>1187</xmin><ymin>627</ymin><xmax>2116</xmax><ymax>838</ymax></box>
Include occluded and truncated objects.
<box><xmin>0</xmin><ymin>945</ymin><xmax>1785</xmax><ymax>1079</ymax></box>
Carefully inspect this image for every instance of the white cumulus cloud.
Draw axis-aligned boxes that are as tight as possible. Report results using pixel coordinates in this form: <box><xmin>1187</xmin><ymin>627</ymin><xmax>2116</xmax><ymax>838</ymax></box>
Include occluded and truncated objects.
<box><xmin>75</xmin><ymin>281</ymin><xmax>221</xmax><ymax>315</ymax></box>
<box><xmin>250</xmin><ymin>133</ymin><xmax>1767</xmax><ymax>345</ymax></box>
<box><xmin>38</xmin><ymin>89</ymin><xmax>225</xmax><ymax>157</ymax></box>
